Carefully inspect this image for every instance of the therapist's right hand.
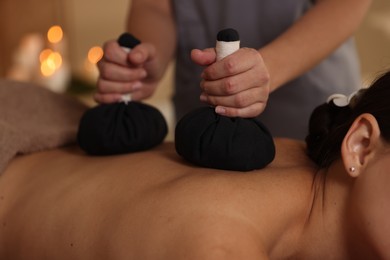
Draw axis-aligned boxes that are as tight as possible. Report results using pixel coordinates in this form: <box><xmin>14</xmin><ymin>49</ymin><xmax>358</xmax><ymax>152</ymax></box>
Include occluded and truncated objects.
<box><xmin>94</xmin><ymin>40</ymin><xmax>161</xmax><ymax>104</ymax></box>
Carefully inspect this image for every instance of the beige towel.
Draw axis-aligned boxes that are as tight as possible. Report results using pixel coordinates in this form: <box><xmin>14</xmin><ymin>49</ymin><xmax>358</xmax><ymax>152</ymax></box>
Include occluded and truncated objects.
<box><xmin>0</xmin><ymin>79</ymin><xmax>88</xmax><ymax>173</ymax></box>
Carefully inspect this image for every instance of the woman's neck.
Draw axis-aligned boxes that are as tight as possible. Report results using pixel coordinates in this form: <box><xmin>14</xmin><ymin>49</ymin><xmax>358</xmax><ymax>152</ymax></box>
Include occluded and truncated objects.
<box><xmin>297</xmin><ymin>161</ymin><xmax>352</xmax><ymax>259</ymax></box>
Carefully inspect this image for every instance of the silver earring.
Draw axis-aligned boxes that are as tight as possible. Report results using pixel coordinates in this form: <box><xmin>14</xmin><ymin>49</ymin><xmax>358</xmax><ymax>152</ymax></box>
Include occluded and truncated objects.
<box><xmin>349</xmin><ymin>167</ymin><xmax>356</xmax><ymax>173</ymax></box>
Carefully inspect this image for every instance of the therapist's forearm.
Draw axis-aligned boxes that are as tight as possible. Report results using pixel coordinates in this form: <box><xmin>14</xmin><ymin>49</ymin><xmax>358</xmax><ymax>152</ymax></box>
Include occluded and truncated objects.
<box><xmin>260</xmin><ymin>0</ymin><xmax>372</xmax><ymax>92</ymax></box>
<box><xmin>127</xmin><ymin>0</ymin><xmax>177</xmax><ymax>76</ymax></box>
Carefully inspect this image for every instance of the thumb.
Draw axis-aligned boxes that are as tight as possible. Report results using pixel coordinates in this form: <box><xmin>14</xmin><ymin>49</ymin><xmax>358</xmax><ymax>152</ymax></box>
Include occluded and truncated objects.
<box><xmin>128</xmin><ymin>42</ymin><xmax>156</xmax><ymax>65</ymax></box>
<box><xmin>191</xmin><ymin>48</ymin><xmax>216</xmax><ymax>66</ymax></box>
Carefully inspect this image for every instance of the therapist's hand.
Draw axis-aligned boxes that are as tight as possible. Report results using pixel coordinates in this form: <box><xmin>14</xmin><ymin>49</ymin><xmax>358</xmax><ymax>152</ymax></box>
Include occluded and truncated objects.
<box><xmin>191</xmin><ymin>47</ymin><xmax>270</xmax><ymax>118</ymax></box>
<box><xmin>94</xmin><ymin>40</ymin><xmax>161</xmax><ymax>103</ymax></box>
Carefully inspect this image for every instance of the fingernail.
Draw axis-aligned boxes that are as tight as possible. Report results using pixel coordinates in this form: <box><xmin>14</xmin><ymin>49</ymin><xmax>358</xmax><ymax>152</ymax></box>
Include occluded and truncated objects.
<box><xmin>215</xmin><ymin>106</ymin><xmax>226</xmax><ymax>115</ymax></box>
<box><xmin>200</xmin><ymin>94</ymin><xmax>207</xmax><ymax>102</ymax></box>
<box><xmin>132</xmin><ymin>81</ymin><xmax>142</xmax><ymax>90</ymax></box>
<box><xmin>115</xmin><ymin>94</ymin><xmax>124</xmax><ymax>102</ymax></box>
<box><xmin>140</xmin><ymin>70</ymin><xmax>147</xmax><ymax>78</ymax></box>
<box><xmin>132</xmin><ymin>52</ymin><xmax>143</xmax><ymax>61</ymax></box>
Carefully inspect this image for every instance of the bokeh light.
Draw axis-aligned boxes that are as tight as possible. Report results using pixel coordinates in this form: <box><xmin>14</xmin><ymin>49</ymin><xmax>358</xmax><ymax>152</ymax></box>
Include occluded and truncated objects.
<box><xmin>41</xmin><ymin>59</ymin><xmax>56</xmax><ymax>77</ymax></box>
<box><xmin>39</xmin><ymin>48</ymin><xmax>53</xmax><ymax>62</ymax></box>
<box><xmin>48</xmin><ymin>52</ymin><xmax>63</xmax><ymax>68</ymax></box>
<box><xmin>47</xmin><ymin>25</ymin><xmax>63</xmax><ymax>44</ymax></box>
<box><xmin>39</xmin><ymin>49</ymin><xmax>63</xmax><ymax>77</ymax></box>
<box><xmin>87</xmin><ymin>46</ymin><xmax>104</xmax><ymax>64</ymax></box>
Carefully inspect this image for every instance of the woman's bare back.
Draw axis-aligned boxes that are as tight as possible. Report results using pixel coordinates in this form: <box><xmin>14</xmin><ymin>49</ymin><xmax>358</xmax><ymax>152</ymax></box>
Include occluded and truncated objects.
<box><xmin>0</xmin><ymin>139</ymin><xmax>317</xmax><ymax>259</ymax></box>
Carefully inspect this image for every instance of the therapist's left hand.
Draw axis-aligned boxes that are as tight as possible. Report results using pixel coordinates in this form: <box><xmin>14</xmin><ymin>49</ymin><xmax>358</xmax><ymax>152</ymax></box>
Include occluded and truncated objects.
<box><xmin>191</xmin><ymin>47</ymin><xmax>270</xmax><ymax>118</ymax></box>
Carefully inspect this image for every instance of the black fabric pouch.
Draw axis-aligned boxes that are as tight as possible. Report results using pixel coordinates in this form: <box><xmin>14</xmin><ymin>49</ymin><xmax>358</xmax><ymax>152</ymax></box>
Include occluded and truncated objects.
<box><xmin>175</xmin><ymin>107</ymin><xmax>275</xmax><ymax>171</ymax></box>
<box><xmin>78</xmin><ymin>102</ymin><xmax>167</xmax><ymax>155</ymax></box>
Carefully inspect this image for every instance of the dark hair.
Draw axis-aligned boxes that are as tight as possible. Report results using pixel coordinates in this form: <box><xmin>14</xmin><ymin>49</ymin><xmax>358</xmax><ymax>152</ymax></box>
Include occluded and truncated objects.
<box><xmin>306</xmin><ymin>71</ymin><xmax>390</xmax><ymax>168</ymax></box>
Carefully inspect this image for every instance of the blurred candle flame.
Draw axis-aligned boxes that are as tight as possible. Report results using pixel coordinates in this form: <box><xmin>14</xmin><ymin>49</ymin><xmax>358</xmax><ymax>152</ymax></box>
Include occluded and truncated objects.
<box><xmin>40</xmin><ymin>25</ymin><xmax>64</xmax><ymax>77</ymax></box>
<box><xmin>47</xmin><ymin>25</ymin><xmax>63</xmax><ymax>44</ymax></box>
<box><xmin>39</xmin><ymin>48</ymin><xmax>53</xmax><ymax>62</ymax></box>
<box><xmin>41</xmin><ymin>59</ymin><xmax>56</xmax><ymax>77</ymax></box>
<box><xmin>88</xmin><ymin>46</ymin><xmax>103</xmax><ymax>64</ymax></box>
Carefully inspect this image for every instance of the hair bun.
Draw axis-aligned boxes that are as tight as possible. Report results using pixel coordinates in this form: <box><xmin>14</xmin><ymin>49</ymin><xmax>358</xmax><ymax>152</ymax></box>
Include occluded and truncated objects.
<box><xmin>305</xmin><ymin>102</ymin><xmax>351</xmax><ymax>167</ymax></box>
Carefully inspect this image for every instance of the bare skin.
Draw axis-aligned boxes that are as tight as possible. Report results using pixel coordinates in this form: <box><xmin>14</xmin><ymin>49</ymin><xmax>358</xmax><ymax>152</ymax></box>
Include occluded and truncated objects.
<box><xmin>1</xmin><ymin>115</ymin><xmax>389</xmax><ymax>260</ymax></box>
<box><xmin>0</xmin><ymin>139</ymin><xmax>317</xmax><ymax>259</ymax></box>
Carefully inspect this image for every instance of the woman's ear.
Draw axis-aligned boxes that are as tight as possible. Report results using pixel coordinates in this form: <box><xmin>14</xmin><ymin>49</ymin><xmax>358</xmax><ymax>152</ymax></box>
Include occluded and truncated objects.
<box><xmin>341</xmin><ymin>113</ymin><xmax>381</xmax><ymax>177</ymax></box>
